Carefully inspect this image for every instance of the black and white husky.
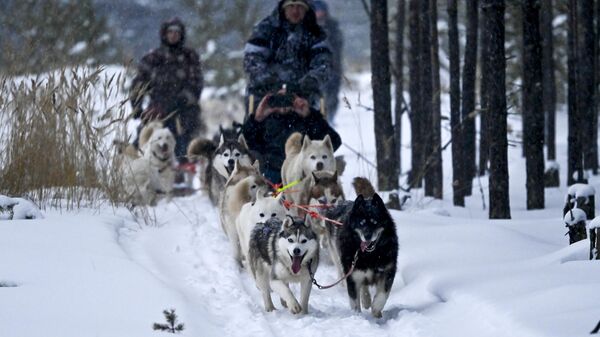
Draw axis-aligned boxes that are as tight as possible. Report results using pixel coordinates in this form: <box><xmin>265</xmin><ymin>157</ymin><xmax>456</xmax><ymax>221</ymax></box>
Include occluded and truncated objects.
<box><xmin>324</xmin><ymin>184</ymin><xmax>398</xmax><ymax>318</ymax></box>
<box><xmin>187</xmin><ymin>133</ymin><xmax>254</xmax><ymax>205</ymax></box>
<box><xmin>248</xmin><ymin>216</ymin><xmax>320</xmax><ymax>315</ymax></box>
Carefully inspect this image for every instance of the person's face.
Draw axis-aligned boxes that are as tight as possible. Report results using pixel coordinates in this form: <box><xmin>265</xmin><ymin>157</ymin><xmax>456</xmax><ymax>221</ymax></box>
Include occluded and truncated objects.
<box><xmin>166</xmin><ymin>28</ymin><xmax>181</xmax><ymax>45</ymax></box>
<box><xmin>284</xmin><ymin>4</ymin><xmax>308</xmax><ymax>25</ymax></box>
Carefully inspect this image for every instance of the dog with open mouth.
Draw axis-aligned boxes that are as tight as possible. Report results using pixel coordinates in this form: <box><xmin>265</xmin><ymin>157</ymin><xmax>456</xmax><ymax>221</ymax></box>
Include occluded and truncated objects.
<box><xmin>119</xmin><ymin>122</ymin><xmax>176</xmax><ymax>206</ymax></box>
<box><xmin>248</xmin><ymin>216</ymin><xmax>320</xmax><ymax>315</ymax></box>
<box><xmin>323</xmin><ymin>179</ymin><xmax>398</xmax><ymax>318</ymax></box>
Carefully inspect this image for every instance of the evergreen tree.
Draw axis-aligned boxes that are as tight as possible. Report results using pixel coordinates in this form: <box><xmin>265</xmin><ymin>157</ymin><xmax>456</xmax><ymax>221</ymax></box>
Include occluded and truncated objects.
<box><xmin>153</xmin><ymin>309</ymin><xmax>185</xmax><ymax>334</ymax></box>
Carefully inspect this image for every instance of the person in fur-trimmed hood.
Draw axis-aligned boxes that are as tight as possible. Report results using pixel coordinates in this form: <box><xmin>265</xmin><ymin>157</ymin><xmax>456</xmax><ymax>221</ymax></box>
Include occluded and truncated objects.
<box><xmin>129</xmin><ymin>17</ymin><xmax>204</xmax><ymax>167</ymax></box>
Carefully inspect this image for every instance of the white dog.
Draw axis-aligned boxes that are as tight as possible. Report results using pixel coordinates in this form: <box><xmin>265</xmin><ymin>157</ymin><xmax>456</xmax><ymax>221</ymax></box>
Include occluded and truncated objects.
<box><xmin>281</xmin><ymin>133</ymin><xmax>336</xmax><ymax>187</ymax></box>
<box><xmin>236</xmin><ymin>191</ymin><xmax>288</xmax><ymax>267</ymax></box>
<box><xmin>120</xmin><ymin>122</ymin><xmax>176</xmax><ymax>206</ymax></box>
<box><xmin>219</xmin><ymin>160</ymin><xmax>268</xmax><ymax>266</ymax></box>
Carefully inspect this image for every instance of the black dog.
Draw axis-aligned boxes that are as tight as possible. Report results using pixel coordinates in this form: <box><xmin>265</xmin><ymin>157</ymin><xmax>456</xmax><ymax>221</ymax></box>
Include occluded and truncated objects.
<box><xmin>325</xmin><ymin>192</ymin><xmax>398</xmax><ymax>318</ymax></box>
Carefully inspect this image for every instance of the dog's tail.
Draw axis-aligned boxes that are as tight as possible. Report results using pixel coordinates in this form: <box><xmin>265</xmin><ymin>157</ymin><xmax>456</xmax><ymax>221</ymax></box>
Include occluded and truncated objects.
<box><xmin>285</xmin><ymin>132</ymin><xmax>304</xmax><ymax>157</ymax></box>
<box><xmin>187</xmin><ymin>137</ymin><xmax>217</xmax><ymax>162</ymax></box>
<box><xmin>352</xmin><ymin>177</ymin><xmax>376</xmax><ymax>198</ymax></box>
<box><xmin>138</xmin><ymin>121</ymin><xmax>164</xmax><ymax>148</ymax></box>
<box><xmin>113</xmin><ymin>140</ymin><xmax>140</xmax><ymax>158</ymax></box>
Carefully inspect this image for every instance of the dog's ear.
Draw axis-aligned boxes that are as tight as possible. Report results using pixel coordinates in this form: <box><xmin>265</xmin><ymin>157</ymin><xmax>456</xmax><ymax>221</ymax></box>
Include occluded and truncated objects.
<box><xmin>303</xmin><ymin>214</ymin><xmax>313</xmax><ymax>228</ymax></box>
<box><xmin>302</xmin><ymin>134</ymin><xmax>311</xmax><ymax>151</ymax></box>
<box><xmin>255</xmin><ymin>189</ymin><xmax>264</xmax><ymax>201</ymax></box>
<box><xmin>323</xmin><ymin>135</ymin><xmax>333</xmax><ymax>151</ymax></box>
<box><xmin>283</xmin><ymin>216</ymin><xmax>294</xmax><ymax>230</ymax></box>
<box><xmin>219</xmin><ymin>134</ymin><xmax>225</xmax><ymax>147</ymax></box>
<box><xmin>252</xmin><ymin>160</ymin><xmax>261</xmax><ymax>171</ymax></box>
<box><xmin>312</xmin><ymin>171</ymin><xmax>320</xmax><ymax>184</ymax></box>
<box><xmin>372</xmin><ymin>193</ymin><xmax>386</xmax><ymax>210</ymax></box>
<box><xmin>352</xmin><ymin>195</ymin><xmax>365</xmax><ymax>212</ymax></box>
<box><xmin>238</xmin><ymin>134</ymin><xmax>249</xmax><ymax>150</ymax></box>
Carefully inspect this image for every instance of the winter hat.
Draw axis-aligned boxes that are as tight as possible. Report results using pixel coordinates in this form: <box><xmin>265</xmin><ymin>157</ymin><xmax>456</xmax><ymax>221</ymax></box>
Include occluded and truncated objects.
<box><xmin>312</xmin><ymin>0</ymin><xmax>329</xmax><ymax>12</ymax></box>
<box><xmin>282</xmin><ymin>0</ymin><xmax>309</xmax><ymax>9</ymax></box>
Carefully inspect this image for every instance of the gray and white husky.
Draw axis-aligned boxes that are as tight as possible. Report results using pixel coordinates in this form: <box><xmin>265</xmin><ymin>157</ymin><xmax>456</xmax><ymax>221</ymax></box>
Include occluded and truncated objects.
<box><xmin>248</xmin><ymin>216</ymin><xmax>320</xmax><ymax>315</ymax></box>
<box><xmin>187</xmin><ymin>133</ymin><xmax>254</xmax><ymax>205</ymax></box>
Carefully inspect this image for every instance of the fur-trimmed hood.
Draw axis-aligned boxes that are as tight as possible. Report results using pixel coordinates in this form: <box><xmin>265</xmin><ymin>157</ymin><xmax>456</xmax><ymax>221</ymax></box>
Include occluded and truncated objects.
<box><xmin>160</xmin><ymin>17</ymin><xmax>186</xmax><ymax>48</ymax></box>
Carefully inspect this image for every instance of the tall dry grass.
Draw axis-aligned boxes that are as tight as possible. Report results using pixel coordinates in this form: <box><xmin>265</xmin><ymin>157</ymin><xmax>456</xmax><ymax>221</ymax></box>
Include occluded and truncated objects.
<box><xmin>0</xmin><ymin>66</ymin><xmax>132</xmax><ymax>210</ymax></box>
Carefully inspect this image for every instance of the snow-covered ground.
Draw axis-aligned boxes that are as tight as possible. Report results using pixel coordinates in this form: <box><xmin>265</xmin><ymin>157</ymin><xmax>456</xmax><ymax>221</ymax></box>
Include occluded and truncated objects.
<box><xmin>1</xmin><ymin>70</ymin><xmax>599</xmax><ymax>337</ymax></box>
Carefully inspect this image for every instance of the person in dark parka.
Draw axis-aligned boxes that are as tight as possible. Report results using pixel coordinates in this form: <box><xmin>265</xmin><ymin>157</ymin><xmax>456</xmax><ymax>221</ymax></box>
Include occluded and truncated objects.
<box><xmin>129</xmin><ymin>17</ymin><xmax>203</xmax><ymax>164</ymax></box>
<box><xmin>242</xmin><ymin>0</ymin><xmax>341</xmax><ymax>184</ymax></box>
<box><xmin>243</xmin><ymin>0</ymin><xmax>332</xmax><ymax>111</ymax></box>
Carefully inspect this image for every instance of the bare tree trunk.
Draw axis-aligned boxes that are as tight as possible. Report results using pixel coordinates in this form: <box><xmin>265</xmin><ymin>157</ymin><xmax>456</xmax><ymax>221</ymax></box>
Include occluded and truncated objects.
<box><xmin>522</xmin><ymin>0</ymin><xmax>545</xmax><ymax>210</ymax></box>
<box><xmin>568</xmin><ymin>0</ymin><xmax>586</xmax><ymax>185</ymax></box>
<box><xmin>579</xmin><ymin>0</ymin><xmax>597</xmax><ymax>173</ymax></box>
<box><xmin>482</xmin><ymin>0</ymin><xmax>511</xmax><ymax>219</ymax></box>
<box><xmin>370</xmin><ymin>0</ymin><xmax>399</xmax><ymax>194</ymax></box>
<box><xmin>478</xmin><ymin>8</ymin><xmax>490</xmax><ymax>178</ymax></box>
<box><xmin>541</xmin><ymin>0</ymin><xmax>559</xmax><ymax>187</ymax></box>
<box><xmin>541</xmin><ymin>0</ymin><xmax>556</xmax><ymax>162</ymax></box>
<box><xmin>448</xmin><ymin>0</ymin><xmax>463</xmax><ymax>206</ymax></box>
<box><xmin>429</xmin><ymin>0</ymin><xmax>443</xmax><ymax>199</ymax></box>
<box><xmin>420</xmin><ymin>0</ymin><xmax>434</xmax><ymax>197</ymax></box>
<box><xmin>462</xmin><ymin>0</ymin><xmax>478</xmax><ymax>195</ymax></box>
<box><xmin>394</xmin><ymin>0</ymin><xmax>405</xmax><ymax>177</ymax></box>
<box><xmin>408</xmin><ymin>0</ymin><xmax>423</xmax><ymax>188</ymax></box>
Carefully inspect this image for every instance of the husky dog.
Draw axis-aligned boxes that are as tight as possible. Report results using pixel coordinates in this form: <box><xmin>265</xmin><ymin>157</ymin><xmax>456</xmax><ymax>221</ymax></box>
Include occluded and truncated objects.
<box><xmin>187</xmin><ymin>133</ymin><xmax>254</xmax><ymax>205</ymax></box>
<box><xmin>236</xmin><ymin>191</ymin><xmax>288</xmax><ymax>266</ymax></box>
<box><xmin>248</xmin><ymin>216</ymin><xmax>319</xmax><ymax>314</ymax></box>
<box><xmin>220</xmin><ymin>160</ymin><xmax>268</xmax><ymax>266</ymax></box>
<box><xmin>281</xmin><ymin>133</ymin><xmax>336</xmax><ymax>186</ymax></box>
<box><xmin>120</xmin><ymin>122</ymin><xmax>176</xmax><ymax>206</ymax></box>
<box><xmin>324</xmin><ymin>178</ymin><xmax>398</xmax><ymax>318</ymax></box>
<box><xmin>296</xmin><ymin>171</ymin><xmax>346</xmax><ymax>273</ymax></box>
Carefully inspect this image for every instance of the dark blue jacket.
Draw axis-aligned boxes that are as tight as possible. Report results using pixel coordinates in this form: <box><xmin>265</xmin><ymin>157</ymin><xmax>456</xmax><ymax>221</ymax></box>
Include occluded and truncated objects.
<box><xmin>243</xmin><ymin>0</ymin><xmax>332</xmax><ymax>108</ymax></box>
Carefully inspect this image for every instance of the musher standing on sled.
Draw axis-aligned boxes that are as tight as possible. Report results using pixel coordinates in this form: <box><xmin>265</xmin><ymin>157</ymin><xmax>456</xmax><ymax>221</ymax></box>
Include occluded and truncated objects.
<box><xmin>129</xmin><ymin>17</ymin><xmax>204</xmax><ymax>185</ymax></box>
<box><xmin>242</xmin><ymin>0</ymin><xmax>341</xmax><ymax>184</ymax></box>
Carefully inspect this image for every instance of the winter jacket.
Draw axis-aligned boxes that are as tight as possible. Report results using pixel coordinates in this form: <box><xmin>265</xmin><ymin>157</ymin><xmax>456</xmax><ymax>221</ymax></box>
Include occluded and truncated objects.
<box><xmin>242</xmin><ymin>108</ymin><xmax>341</xmax><ymax>184</ymax></box>
<box><xmin>320</xmin><ymin>16</ymin><xmax>343</xmax><ymax>120</ymax></box>
<box><xmin>130</xmin><ymin>18</ymin><xmax>203</xmax><ymax>128</ymax></box>
<box><xmin>243</xmin><ymin>0</ymin><xmax>332</xmax><ymax>109</ymax></box>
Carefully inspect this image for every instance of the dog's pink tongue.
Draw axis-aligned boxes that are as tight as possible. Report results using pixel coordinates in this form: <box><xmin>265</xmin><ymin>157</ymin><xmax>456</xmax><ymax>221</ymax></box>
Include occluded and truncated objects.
<box><xmin>360</xmin><ymin>241</ymin><xmax>371</xmax><ymax>252</ymax></box>
<box><xmin>292</xmin><ymin>256</ymin><xmax>302</xmax><ymax>274</ymax></box>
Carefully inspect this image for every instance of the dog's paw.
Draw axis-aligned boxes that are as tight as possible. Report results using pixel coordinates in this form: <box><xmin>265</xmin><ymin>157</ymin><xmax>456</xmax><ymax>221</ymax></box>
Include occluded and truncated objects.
<box><xmin>371</xmin><ymin>309</ymin><xmax>383</xmax><ymax>318</ymax></box>
<box><xmin>265</xmin><ymin>303</ymin><xmax>275</xmax><ymax>312</ymax></box>
<box><xmin>288</xmin><ymin>301</ymin><xmax>302</xmax><ymax>315</ymax></box>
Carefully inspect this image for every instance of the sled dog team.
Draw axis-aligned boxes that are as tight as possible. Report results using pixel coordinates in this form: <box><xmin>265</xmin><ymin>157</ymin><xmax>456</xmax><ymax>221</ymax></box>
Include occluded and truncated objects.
<box><xmin>118</xmin><ymin>122</ymin><xmax>399</xmax><ymax>317</ymax></box>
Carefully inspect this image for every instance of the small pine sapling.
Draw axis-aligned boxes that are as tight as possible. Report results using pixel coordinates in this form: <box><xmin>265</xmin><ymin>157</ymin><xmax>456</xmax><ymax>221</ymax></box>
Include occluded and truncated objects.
<box><xmin>153</xmin><ymin>309</ymin><xmax>184</xmax><ymax>334</ymax></box>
